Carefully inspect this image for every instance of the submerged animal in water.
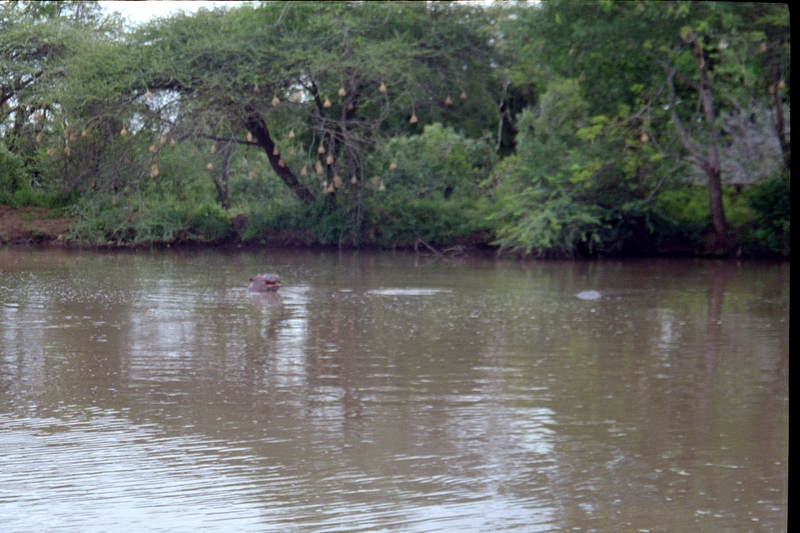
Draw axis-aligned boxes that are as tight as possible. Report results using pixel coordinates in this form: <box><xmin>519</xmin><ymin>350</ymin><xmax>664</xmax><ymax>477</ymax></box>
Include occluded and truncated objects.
<box><xmin>248</xmin><ymin>273</ymin><xmax>281</xmax><ymax>292</ymax></box>
<box><xmin>575</xmin><ymin>290</ymin><xmax>602</xmax><ymax>300</ymax></box>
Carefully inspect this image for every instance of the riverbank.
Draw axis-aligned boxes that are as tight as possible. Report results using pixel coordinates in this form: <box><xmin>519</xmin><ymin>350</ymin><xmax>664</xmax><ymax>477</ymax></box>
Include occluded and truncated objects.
<box><xmin>0</xmin><ymin>204</ymin><xmax>788</xmax><ymax>259</ymax></box>
<box><xmin>0</xmin><ymin>205</ymin><xmax>75</xmax><ymax>244</ymax></box>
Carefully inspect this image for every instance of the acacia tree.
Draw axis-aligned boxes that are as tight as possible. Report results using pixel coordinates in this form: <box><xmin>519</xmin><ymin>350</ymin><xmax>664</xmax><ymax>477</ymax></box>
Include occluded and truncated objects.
<box><xmin>1</xmin><ymin>1</ymin><xmax>117</xmax><ymax>155</ymax></box>
<box><xmin>105</xmin><ymin>1</ymin><xmax>504</xmax><ymax>213</ymax></box>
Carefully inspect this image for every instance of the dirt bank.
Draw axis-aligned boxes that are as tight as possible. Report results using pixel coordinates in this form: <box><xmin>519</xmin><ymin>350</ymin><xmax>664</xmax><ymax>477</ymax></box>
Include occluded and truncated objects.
<box><xmin>0</xmin><ymin>205</ymin><xmax>76</xmax><ymax>244</ymax></box>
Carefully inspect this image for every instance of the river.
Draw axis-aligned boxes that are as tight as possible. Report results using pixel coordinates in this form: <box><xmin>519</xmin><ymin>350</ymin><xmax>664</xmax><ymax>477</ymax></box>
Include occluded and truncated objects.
<box><xmin>0</xmin><ymin>247</ymin><xmax>789</xmax><ymax>532</ymax></box>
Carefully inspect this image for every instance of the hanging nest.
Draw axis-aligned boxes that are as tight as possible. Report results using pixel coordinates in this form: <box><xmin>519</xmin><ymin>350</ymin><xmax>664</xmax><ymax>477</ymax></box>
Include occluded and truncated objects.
<box><xmin>120</xmin><ymin>126</ymin><xmax>128</xmax><ymax>136</ymax></box>
<box><xmin>289</xmin><ymin>147</ymin><xmax>296</xmax><ymax>156</ymax></box>
<box><xmin>460</xmin><ymin>91</ymin><xmax>467</xmax><ymax>100</ymax></box>
<box><xmin>333</xmin><ymin>174</ymin><xmax>342</xmax><ymax>187</ymax></box>
<box><xmin>371</xmin><ymin>176</ymin><xmax>379</xmax><ymax>185</ymax></box>
<box><xmin>379</xmin><ymin>81</ymin><xmax>387</xmax><ymax>93</ymax></box>
<box><xmin>206</xmin><ymin>163</ymin><xmax>214</xmax><ymax>170</ymax></box>
<box><xmin>640</xmin><ymin>132</ymin><xmax>649</xmax><ymax>143</ymax></box>
<box><xmin>159</xmin><ymin>135</ymin><xmax>167</xmax><ymax>144</ymax></box>
<box><xmin>389</xmin><ymin>162</ymin><xmax>398</xmax><ymax>170</ymax></box>
<box><xmin>409</xmin><ymin>112</ymin><xmax>418</xmax><ymax>124</ymax></box>
<box><xmin>150</xmin><ymin>164</ymin><xmax>159</xmax><ymax>178</ymax></box>
<box><xmin>248</xmin><ymin>171</ymin><xmax>256</xmax><ymax>179</ymax></box>
<box><xmin>323</xmin><ymin>97</ymin><xmax>332</xmax><ymax>108</ymax></box>
<box><xmin>378</xmin><ymin>181</ymin><xmax>386</xmax><ymax>192</ymax></box>
<box><xmin>145</xmin><ymin>90</ymin><xmax>152</xmax><ymax>99</ymax></box>
<box><xmin>301</xmin><ymin>166</ymin><xmax>308</xmax><ymax>176</ymax></box>
<box><xmin>351</xmin><ymin>175</ymin><xmax>358</xmax><ymax>185</ymax></box>
<box><xmin>149</xmin><ymin>145</ymin><xmax>157</xmax><ymax>153</ymax></box>
<box><xmin>170</xmin><ymin>138</ymin><xmax>176</xmax><ymax>146</ymax></box>
<box><xmin>272</xmin><ymin>95</ymin><xmax>281</xmax><ymax>107</ymax></box>
<box><xmin>253</xmin><ymin>84</ymin><xmax>261</xmax><ymax>94</ymax></box>
<box><xmin>210</xmin><ymin>144</ymin><xmax>217</xmax><ymax>154</ymax></box>
<box><xmin>64</xmin><ymin>146</ymin><xmax>71</xmax><ymax>156</ymax></box>
<box><xmin>246</xmin><ymin>132</ymin><xmax>253</xmax><ymax>142</ymax></box>
<box><xmin>278</xmin><ymin>158</ymin><xmax>286</xmax><ymax>168</ymax></box>
<box><xmin>315</xmin><ymin>160</ymin><xmax>324</xmax><ymax>174</ymax></box>
<box><xmin>288</xmin><ymin>129</ymin><xmax>295</xmax><ymax>139</ymax></box>
<box><xmin>83</xmin><ymin>130</ymin><xmax>89</xmax><ymax>137</ymax></box>
<box><xmin>273</xmin><ymin>146</ymin><xmax>280</xmax><ymax>156</ymax></box>
<box><xmin>318</xmin><ymin>144</ymin><xmax>326</xmax><ymax>154</ymax></box>
<box><xmin>292</xmin><ymin>91</ymin><xmax>302</xmax><ymax>103</ymax></box>
<box><xmin>47</xmin><ymin>148</ymin><xmax>55</xmax><ymax>156</ymax></box>
<box><xmin>338</xmin><ymin>87</ymin><xmax>346</xmax><ymax>97</ymax></box>
<box><xmin>346</xmin><ymin>103</ymin><xmax>354</xmax><ymax>111</ymax></box>
<box><xmin>326</xmin><ymin>154</ymin><xmax>334</xmax><ymax>165</ymax></box>
<box><xmin>33</xmin><ymin>112</ymin><xmax>41</xmax><ymax>121</ymax></box>
<box><xmin>445</xmin><ymin>95</ymin><xmax>452</xmax><ymax>105</ymax></box>
<box><xmin>36</xmin><ymin>133</ymin><xmax>42</xmax><ymax>142</ymax></box>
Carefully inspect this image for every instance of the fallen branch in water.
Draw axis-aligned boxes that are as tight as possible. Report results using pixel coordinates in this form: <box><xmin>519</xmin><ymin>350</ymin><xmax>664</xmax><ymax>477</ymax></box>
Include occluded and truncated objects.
<box><xmin>414</xmin><ymin>235</ymin><xmax>444</xmax><ymax>257</ymax></box>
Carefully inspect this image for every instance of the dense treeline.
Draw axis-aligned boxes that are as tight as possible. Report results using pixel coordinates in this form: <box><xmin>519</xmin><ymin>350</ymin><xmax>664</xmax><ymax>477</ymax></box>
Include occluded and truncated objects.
<box><xmin>0</xmin><ymin>1</ymin><xmax>789</xmax><ymax>256</ymax></box>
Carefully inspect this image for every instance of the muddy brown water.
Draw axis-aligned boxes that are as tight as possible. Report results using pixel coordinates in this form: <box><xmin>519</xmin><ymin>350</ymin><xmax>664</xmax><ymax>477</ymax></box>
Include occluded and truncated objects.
<box><xmin>0</xmin><ymin>248</ymin><xmax>788</xmax><ymax>532</ymax></box>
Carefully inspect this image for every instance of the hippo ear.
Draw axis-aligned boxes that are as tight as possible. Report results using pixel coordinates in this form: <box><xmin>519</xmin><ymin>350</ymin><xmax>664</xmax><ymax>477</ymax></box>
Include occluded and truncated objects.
<box><xmin>249</xmin><ymin>278</ymin><xmax>254</xmax><ymax>282</ymax></box>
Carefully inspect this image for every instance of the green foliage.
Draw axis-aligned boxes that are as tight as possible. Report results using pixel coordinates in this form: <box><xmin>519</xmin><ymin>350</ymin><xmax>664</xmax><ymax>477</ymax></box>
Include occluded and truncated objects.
<box><xmin>0</xmin><ymin>143</ymin><xmax>28</xmax><ymax>196</ymax></box>
<box><xmin>375</xmin><ymin>123</ymin><xmax>490</xmax><ymax>201</ymax></box>
<box><xmin>739</xmin><ymin>173</ymin><xmax>790</xmax><ymax>255</ymax></box>
<box><xmin>112</xmin><ymin>1</ymin><xmax>503</xmax><ymax>208</ymax></box>
<box><xmin>490</xmin><ymin>91</ymin><xmax>657</xmax><ymax>256</ymax></box>
<box><xmin>531</xmin><ymin>78</ymin><xmax>588</xmax><ymax>143</ymax></box>
<box><xmin>1</xmin><ymin>1</ymin><xmax>789</xmax><ymax>256</ymax></box>
<box><xmin>182</xmin><ymin>203</ymin><xmax>231</xmax><ymax>243</ymax></box>
<box><xmin>239</xmin><ymin>201</ymin><xmax>306</xmax><ymax>242</ymax></box>
<box><xmin>489</xmin><ymin>168</ymin><xmax>607</xmax><ymax>257</ymax></box>
<box><xmin>367</xmin><ymin>196</ymin><xmax>491</xmax><ymax>248</ymax></box>
<box><xmin>240</xmin><ymin>198</ymin><xmax>352</xmax><ymax>246</ymax></box>
<box><xmin>655</xmin><ymin>186</ymin><xmax>711</xmax><ymax>233</ymax></box>
<box><xmin>304</xmin><ymin>199</ymin><xmax>356</xmax><ymax>246</ymax></box>
<box><xmin>0</xmin><ymin>143</ymin><xmax>68</xmax><ymax>208</ymax></box>
<box><xmin>4</xmin><ymin>188</ymin><xmax>69</xmax><ymax>209</ymax></box>
<box><xmin>68</xmin><ymin>198</ymin><xmax>186</xmax><ymax>245</ymax></box>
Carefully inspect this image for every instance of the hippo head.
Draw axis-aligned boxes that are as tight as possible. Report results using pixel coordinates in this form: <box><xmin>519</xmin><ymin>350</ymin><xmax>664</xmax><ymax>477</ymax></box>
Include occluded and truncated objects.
<box><xmin>248</xmin><ymin>273</ymin><xmax>280</xmax><ymax>292</ymax></box>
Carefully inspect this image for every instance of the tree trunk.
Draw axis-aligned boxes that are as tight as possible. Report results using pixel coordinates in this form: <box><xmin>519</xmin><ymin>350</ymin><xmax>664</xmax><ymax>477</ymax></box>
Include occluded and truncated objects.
<box><xmin>245</xmin><ymin>107</ymin><xmax>316</xmax><ymax>205</ymax></box>
<box><xmin>210</xmin><ymin>145</ymin><xmax>232</xmax><ymax>210</ymax></box>
<box><xmin>769</xmin><ymin>49</ymin><xmax>790</xmax><ymax>172</ymax></box>
<box><xmin>689</xmin><ymin>36</ymin><xmax>728</xmax><ymax>249</ymax></box>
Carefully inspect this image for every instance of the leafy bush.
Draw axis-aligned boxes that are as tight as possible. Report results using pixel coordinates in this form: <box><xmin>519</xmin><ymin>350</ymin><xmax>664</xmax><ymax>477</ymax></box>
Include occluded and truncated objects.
<box><xmin>0</xmin><ymin>143</ymin><xmax>30</xmax><ymax>195</ymax></box>
<box><xmin>239</xmin><ymin>198</ymin><xmax>347</xmax><ymax>245</ymax></box>
<box><xmin>739</xmin><ymin>173</ymin><xmax>790</xmax><ymax>255</ymax></box>
<box><xmin>654</xmin><ymin>186</ymin><xmax>710</xmax><ymax>239</ymax></box>
<box><xmin>374</xmin><ymin>123</ymin><xmax>490</xmax><ymax>201</ymax></box>
<box><xmin>0</xmin><ymin>143</ymin><xmax>29</xmax><ymax>201</ymax></box>
<box><xmin>367</xmin><ymin>196</ymin><xmax>490</xmax><ymax>248</ymax></box>
<box><xmin>182</xmin><ymin>203</ymin><xmax>231</xmax><ymax>243</ymax></box>
<box><xmin>68</xmin><ymin>199</ymin><xmax>186</xmax><ymax>244</ymax></box>
<box><xmin>489</xmin><ymin>178</ymin><xmax>606</xmax><ymax>257</ymax></box>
